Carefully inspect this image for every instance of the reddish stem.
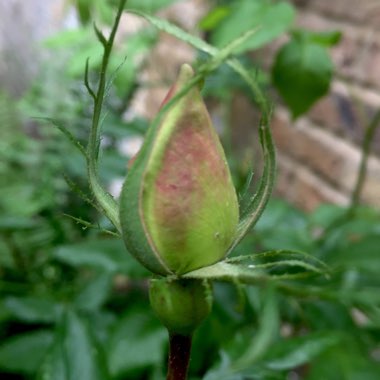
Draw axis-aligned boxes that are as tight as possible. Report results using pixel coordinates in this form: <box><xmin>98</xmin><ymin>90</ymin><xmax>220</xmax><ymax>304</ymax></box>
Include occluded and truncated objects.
<box><xmin>167</xmin><ymin>333</ymin><xmax>192</xmax><ymax>380</ymax></box>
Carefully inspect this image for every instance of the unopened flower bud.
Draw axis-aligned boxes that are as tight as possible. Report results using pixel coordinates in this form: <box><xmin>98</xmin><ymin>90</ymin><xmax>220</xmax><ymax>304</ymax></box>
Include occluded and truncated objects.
<box><xmin>120</xmin><ymin>64</ymin><xmax>239</xmax><ymax>275</ymax></box>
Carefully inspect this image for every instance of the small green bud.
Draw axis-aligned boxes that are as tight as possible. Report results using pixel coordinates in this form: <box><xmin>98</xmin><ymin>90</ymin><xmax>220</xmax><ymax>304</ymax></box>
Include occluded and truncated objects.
<box><xmin>149</xmin><ymin>279</ymin><xmax>211</xmax><ymax>336</ymax></box>
<box><xmin>120</xmin><ymin>64</ymin><xmax>239</xmax><ymax>275</ymax></box>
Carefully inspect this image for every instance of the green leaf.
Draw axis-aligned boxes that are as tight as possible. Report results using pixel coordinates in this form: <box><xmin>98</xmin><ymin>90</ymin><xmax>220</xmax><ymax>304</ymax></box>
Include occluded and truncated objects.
<box><xmin>199</xmin><ymin>6</ymin><xmax>230</xmax><ymax>31</ymax></box>
<box><xmin>183</xmin><ymin>250</ymin><xmax>328</xmax><ymax>283</ymax></box>
<box><xmin>39</xmin><ymin>310</ymin><xmax>110</xmax><ymax>380</ymax></box>
<box><xmin>36</xmin><ymin>117</ymin><xmax>88</xmax><ymax>158</ymax></box>
<box><xmin>341</xmin><ymin>288</ymin><xmax>380</xmax><ymax>306</ymax></box>
<box><xmin>74</xmin><ymin>273</ymin><xmax>112</xmax><ymax>311</ymax></box>
<box><xmin>232</xmin><ymin>286</ymin><xmax>279</xmax><ymax>370</ymax></box>
<box><xmin>228</xmin><ymin>250</ymin><xmax>328</xmax><ymax>271</ymax></box>
<box><xmin>54</xmin><ymin>238</ymin><xmax>149</xmax><ymax>277</ymax></box>
<box><xmin>264</xmin><ymin>332</ymin><xmax>341</xmax><ymax>371</ymax></box>
<box><xmin>67</xmin><ymin>42</ymin><xmax>104</xmax><ymax>76</ymax></box>
<box><xmin>44</xmin><ymin>28</ymin><xmax>92</xmax><ymax>48</ymax></box>
<box><xmin>107</xmin><ymin>310</ymin><xmax>166</xmax><ymax>376</ymax></box>
<box><xmin>0</xmin><ymin>216</ymin><xmax>36</xmax><ymax>231</ymax></box>
<box><xmin>76</xmin><ymin>0</ymin><xmax>92</xmax><ymax>24</ymax></box>
<box><xmin>303</xmin><ymin>301</ymin><xmax>356</xmax><ymax>330</ymax></box>
<box><xmin>3</xmin><ymin>296</ymin><xmax>61</xmax><ymax>323</ymax></box>
<box><xmin>307</xmin><ymin>338</ymin><xmax>380</xmax><ymax>380</ymax></box>
<box><xmin>204</xmin><ymin>352</ymin><xmax>283</xmax><ymax>380</ymax></box>
<box><xmin>272</xmin><ymin>38</ymin><xmax>334</xmax><ymax>118</ymax></box>
<box><xmin>130</xmin><ymin>10</ymin><xmax>269</xmax><ymax>109</ymax></box>
<box><xmin>0</xmin><ymin>330</ymin><xmax>53</xmax><ymax>373</ymax></box>
<box><xmin>211</xmin><ymin>1</ymin><xmax>295</xmax><ymax>54</ymax></box>
<box><xmin>38</xmin><ymin>336</ymin><xmax>68</xmax><ymax>380</ymax></box>
<box><xmin>124</xmin><ymin>0</ymin><xmax>180</xmax><ymax>13</ymax></box>
<box><xmin>204</xmin><ymin>362</ymin><xmax>246</xmax><ymax>380</ymax></box>
<box><xmin>252</xmin><ymin>199</ymin><xmax>312</xmax><ymax>251</ymax></box>
<box><xmin>95</xmin><ymin>0</ymin><xmax>115</xmax><ymax>25</ymax></box>
<box><xmin>129</xmin><ymin>10</ymin><xmax>214</xmax><ymax>54</ymax></box>
<box><xmin>329</xmin><ymin>235</ymin><xmax>380</xmax><ymax>274</ymax></box>
<box><xmin>63</xmin><ymin>175</ymin><xmax>102</xmax><ymax>214</ymax></box>
<box><xmin>62</xmin><ymin>310</ymin><xmax>110</xmax><ymax>380</ymax></box>
<box><xmin>292</xmin><ymin>29</ymin><xmax>342</xmax><ymax>47</ymax></box>
<box><xmin>309</xmin><ymin>204</ymin><xmax>347</xmax><ymax>229</ymax></box>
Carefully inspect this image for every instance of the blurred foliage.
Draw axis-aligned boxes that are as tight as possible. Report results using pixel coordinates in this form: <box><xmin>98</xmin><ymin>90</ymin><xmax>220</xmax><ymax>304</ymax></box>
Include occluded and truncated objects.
<box><xmin>1</xmin><ymin>0</ymin><xmax>379</xmax><ymax>379</ymax></box>
<box><xmin>200</xmin><ymin>0</ymin><xmax>340</xmax><ymax>117</ymax></box>
<box><xmin>272</xmin><ymin>30</ymin><xmax>340</xmax><ymax>118</ymax></box>
<box><xmin>205</xmin><ymin>1</ymin><xmax>295</xmax><ymax>53</ymax></box>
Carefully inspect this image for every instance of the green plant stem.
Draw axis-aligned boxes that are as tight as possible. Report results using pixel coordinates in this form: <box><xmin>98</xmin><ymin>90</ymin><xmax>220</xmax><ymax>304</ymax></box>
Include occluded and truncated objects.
<box><xmin>316</xmin><ymin>108</ymin><xmax>380</xmax><ymax>244</ymax></box>
<box><xmin>86</xmin><ymin>0</ymin><xmax>127</xmax><ymax>232</ymax></box>
<box><xmin>167</xmin><ymin>333</ymin><xmax>192</xmax><ymax>380</ymax></box>
<box><xmin>349</xmin><ymin>108</ymin><xmax>380</xmax><ymax>210</ymax></box>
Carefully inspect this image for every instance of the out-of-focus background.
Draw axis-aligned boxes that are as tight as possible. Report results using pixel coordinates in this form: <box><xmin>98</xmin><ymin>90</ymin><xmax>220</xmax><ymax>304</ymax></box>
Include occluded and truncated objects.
<box><xmin>1</xmin><ymin>1</ymin><xmax>380</xmax><ymax>379</ymax></box>
<box><xmin>1</xmin><ymin>0</ymin><xmax>380</xmax><ymax>210</ymax></box>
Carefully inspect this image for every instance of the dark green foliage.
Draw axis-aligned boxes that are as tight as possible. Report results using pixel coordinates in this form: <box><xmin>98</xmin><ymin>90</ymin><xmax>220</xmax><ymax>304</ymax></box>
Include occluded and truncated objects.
<box><xmin>272</xmin><ymin>34</ymin><xmax>335</xmax><ymax>118</ymax></box>
<box><xmin>1</xmin><ymin>0</ymin><xmax>379</xmax><ymax>379</ymax></box>
<box><xmin>206</xmin><ymin>0</ymin><xmax>295</xmax><ymax>54</ymax></box>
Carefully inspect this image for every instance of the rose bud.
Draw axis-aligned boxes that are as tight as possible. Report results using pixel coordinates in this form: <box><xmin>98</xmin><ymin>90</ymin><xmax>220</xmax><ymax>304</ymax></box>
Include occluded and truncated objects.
<box><xmin>119</xmin><ymin>64</ymin><xmax>239</xmax><ymax>275</ymax></box>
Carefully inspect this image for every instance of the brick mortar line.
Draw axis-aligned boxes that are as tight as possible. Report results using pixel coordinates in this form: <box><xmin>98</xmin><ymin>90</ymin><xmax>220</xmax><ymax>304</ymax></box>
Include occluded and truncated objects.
<box><xmin>274</xmin><ymin>107</ymin><xmax>380</xmax><ymax>191</ymax></box>
<box><xmin>276</xmin><ymin>152</ymin><xmax>351</xmax><ymax>206</ymax></box>
<box><xmin>277</xmin><ymin>88</ymin><xmax>380</xmax><ymax>158</ymax></box>
<box><xmin>331</xmin><ymin>79</ymin><xmax>380</xmax><ymax>108</ymax></box>
<box><xmin>336</xmin><ymin>73</ymin><xmax>380</xmax><ymax>95</ymax></box>
<box><xmin>276</xmin><ymin>105</ymin><xmax>366</xmax><ymax>156</ymax></box>
<box><xmin>274</xmin><ymin>105</ymin><xmax>355</xmax><ymax>153</ymax></box>
<box><xmin>275</xmin><ymin>142</ymin><xmax>352</xmax><ymax>197</ymax></box>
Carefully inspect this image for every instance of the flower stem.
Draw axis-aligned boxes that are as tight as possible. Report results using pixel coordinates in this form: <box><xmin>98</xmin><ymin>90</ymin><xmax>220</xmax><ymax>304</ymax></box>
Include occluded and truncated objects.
<box><xmin>315</xmin><ymin>108</ymin><xmax>380</xmax><ymax>246</ymax></box>
<box><xmin>85</xmin><ymin>0</ymin><xmax>127</xmax><ymax>232</ymax></box>
<box><xmin>349</xmin><ymin>108</ymin><xmax>380</xmax><ymax>209</ymax></box>
<box><xmin>167</xmin><ymin>333</ymin><xmax>192</xmax><ymax>380</ymax></box>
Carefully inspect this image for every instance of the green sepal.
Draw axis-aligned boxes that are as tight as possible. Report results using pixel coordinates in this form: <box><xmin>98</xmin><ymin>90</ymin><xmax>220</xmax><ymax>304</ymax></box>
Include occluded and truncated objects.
<box><xmin>149</xmin><ymin>278</ymin><xmax>212</xmax><ymax>336</ymax></box>
<box><xmin>119</xmin><ymin>145</ymin><xmax>170</xmax><ymax>275</ymax></box>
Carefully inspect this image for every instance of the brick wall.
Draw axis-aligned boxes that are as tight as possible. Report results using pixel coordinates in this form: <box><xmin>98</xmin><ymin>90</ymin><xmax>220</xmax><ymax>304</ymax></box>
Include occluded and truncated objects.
<box><xmin>267</xmin><ymin>0</ymin><xmax>380</xmax><ymax>210</ymax></box>
<box><xmin>127</xmin><ymin>0</ymin><xmax>380</xmax><ymax>211</ymax></box>
<box><xmin>3</xmin><ymin>0</ymin><xmax>379</xmax><ymax>211</ymax></box>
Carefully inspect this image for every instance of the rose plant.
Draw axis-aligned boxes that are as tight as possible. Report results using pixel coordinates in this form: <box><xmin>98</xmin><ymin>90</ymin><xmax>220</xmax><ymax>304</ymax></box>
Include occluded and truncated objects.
<box><xmin>67</xmin><ymin>1</ymin><xmax>327</xmax><ymax>378</ymax></box>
